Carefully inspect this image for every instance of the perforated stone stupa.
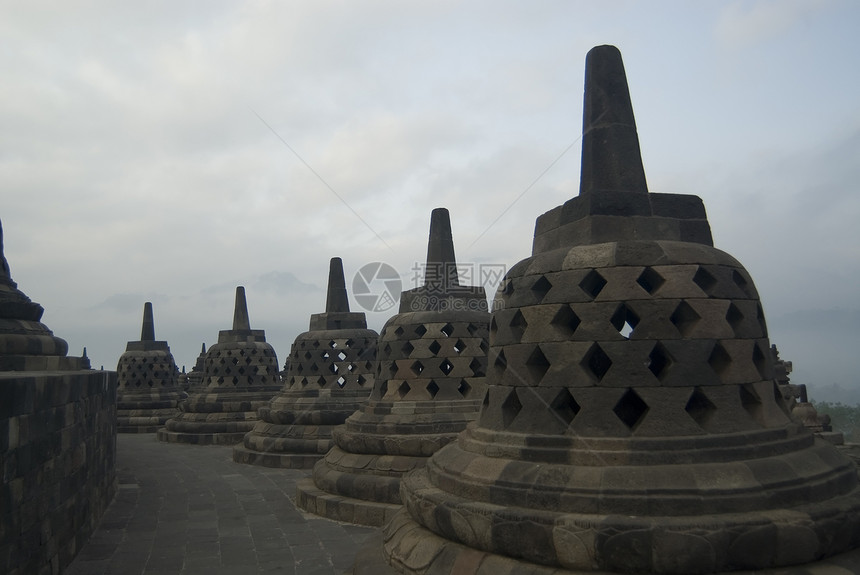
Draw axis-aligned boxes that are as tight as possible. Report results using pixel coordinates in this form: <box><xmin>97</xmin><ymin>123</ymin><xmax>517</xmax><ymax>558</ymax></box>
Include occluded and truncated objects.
<box><xmin>157</xmin><ymin>286</ymin><xmax>281</xmax><ymax>445</ymax></box>
<box><xmin>296</xmin><ymin>208</ymin><xmax>490</xmax><ymax>526</ymax></box>
<box><xmin>374</xmin><ymin>46</ymin><xmax>860</xmax><ymax>574</ymax></box>
<box><xmin>233</xmin><ymin>257</ymin><xmax>378</xmax><ymax>468</ymax></box>
<box><xmin>115</xmin><ymin>302</ymin><xmax>185</xmax><ymax>433</ymax></box>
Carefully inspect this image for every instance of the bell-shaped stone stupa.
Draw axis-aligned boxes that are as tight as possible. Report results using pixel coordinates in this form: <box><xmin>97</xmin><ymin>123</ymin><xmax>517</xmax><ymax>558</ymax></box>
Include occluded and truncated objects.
<box><xmin>373</xmin><ymin>46</ymin><xmax>860</xmax><ymax>574</ymax></box>
<box><xmin>115</xmin><ymin>302</ymin><xmax>185</xmax><ymax>432</ymax></box>
<box><xmin>157</xmin><ymin>287</ymin><xmax>281</xmax><ymax>445</ymax></box>
<box><xmin>233</xmin><ymin>257</ymin><xmax>378</xmax><ymax>468</ymax></box>
<box><xmin>296</xmin><ymin>208</ymin><xmax>491</xmax><ymax>526</ymax></box>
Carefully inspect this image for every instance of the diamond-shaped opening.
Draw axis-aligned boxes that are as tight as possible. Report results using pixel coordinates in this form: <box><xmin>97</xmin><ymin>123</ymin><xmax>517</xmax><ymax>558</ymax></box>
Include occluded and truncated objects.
<box><xmin>636</xmin><ymin>267</ymin><xmax>665</xmax><ymax>295</ymax></box>
<box><xmin>410</xmin><ymin>360</ymin><xmax>425</xmax><ymax>375</ymax></box>
<box><xmin>453</xmin><ymin>339</ymin><xmax>466</xmax><ymax>354</ymax></box>
<box><xmin>441</xmin><ymin>323</ymin><xmax>454</xmax><ymax>338</ymax></box>
<box><xmin>493</xmin><ymin>348</ymin><xmax>507</xmax><ymax>372</ymax></box>
<box><xmin>613</xmin><ymin>388</ymin><xmax>649</xmax><ymax>430</ymax></box>
<box><xmin>752</xmin><ymin>342</ymin><xmax>769</xmax><ymax>380</ymax></box>
<box><xmin>467</xmin><ymin>323</ymin><xmax>479</xmax><ymax>336</ymax></box>
<box><xmin>297</xmin><ymin>364</ymin><xmax>304</xmax><ymax>374</ymax></box>
<box><xmin>582</xmin><ymin>343</ymin><xmax>612</xmax><ymax>381</ymax></box>
<box><xmin>397</xmin><ymin>381</ymin><xmax>411</xmax><ymax>398</ymax></box>
<box><xmin>501</xmin><ymin>389</ymin><xmax>523</xmax><ymax>429</ymax></box>
<box><xmin>647</xmin><ymin>342</ymin><xmax>673</xmax><ymax>381</ymax></box>
<box><xmin>686</xmin><ymin>387</ymin><xmax>717</xmax><ymax>428</ymax></box>
<box><xmin>531</xmin><ymin>275</ymin><xmax>552</xmax><ymax>302</ymax></box>
<box><xmin>773</xmin><ymin>380</ymin><xmax>791</xmax><ymax>416</ymax></box>
<box><xmin>322</xmin><ymin>351</ymin><xmax>330</xmax><ymax>360</ymax></box>
<box><xmin>345</xmin><ymin>338</ymin><xmax>355</xmax><ymax>348</ymax></box>
<box><xmin>388</xmin><ymin>360</ymin><xmax>399</xmax><ymax>375</ymax></box>
<box><xmin>611</xmin><ymin>303</ymin><xmax>640</xmax><ymax>339</ymax></box>
<box><xmin>670</xmin><ymin>301</ymin><xmax>701</xmax><ymax>337</ymax></box>
<box><xmin>525</xmin><ymin>345</ymin><xmax>551</xmax><ymax>384</ymax></box>
<box><xmin>365</xmin><ymin>361</ymin><xmax>374</xmax><ymax>370</ymax></box>
<box><xmin>402</xmin><ymin>341</ymin><xmax>415</xmax><ymax>355</ymax></box>
<box><xmin>479</xmin><ymin>339</ymin><xmax>489</xmax><ymax>354</ymax></box>
<box><xmin>383</xmin><ymin>343</ymin><xmax>392</xmax><ymax>355</ymax></box>
<box><xmin>347</xmin><ymin>363</ymin><xmax>356</xmax><ymax>372</ymax></box>
<box><xmin>238</xmin><ymin>367</ymin><xmax>246</xmax><ymax>375</ymax></box>
<box><xmin>693</xmin><ymin>266</ymin><xmax>717</xmax><ymax>295</ymax></box>
<box><xmin>300</xmin><ymin>377</ymin><xmax>309</xmax><ymax>388</ymax></box>
<box><xmin>549</xmin><ymin>389</ymin><xmax>580</xmax><ymax>428</ymax></box>
<box><xmin>316</xmin><ymin>376</ymin><xmax>326</xmax><ymax>387</ymax></box>
<box><xmin>708</xmin><ymin>343</ymin><xmax>732</xmax><ymax>377</ymax></box>
<box><xmin>501</xmin><ymin>279</ymin><xmax>514</xmax><ymax>296</ymax></box>
<box><xmin>469</xmin><ymin>357</ymin><xmax>485</xmax><ymax>377</ymax></box>
<box><xmin>726</xmin><ymin>303</ymin><xmax>744</xmax><ymax>334</ymax></box>
<box><xmin>740</xmin><ymin>383</ymin><xmax>763</xmax><ymax>423</ymax></box>
<box><xmin>329</xmin><ymin>363</ymin><xmax>339</xmax><ymax>374</ymax></box>
<box><xmin>232</xmin><ymin>376</ymin><xmax>240</xmax><ymax>385</ymax></box>
<box><xmin>337</xmin><ymin>351</ymin><xmax>347</xmax><ymax>361</ymax></box>
<box><xmin>550</xmin><ymin>304</ymin><xmax>581</xmax><ymax>336</ymax></box>
<box><xmin>312</xmin><ymin>341</ymin><xmax>320</xmax><ymax>348</ymax></box>
<box><xmin>415</xmin><ymin>325</ymin><xmax>428</xmax><ymax>337</ymax></box>
<box><xmin>439</xmin><ymin>359</ymin><xmax>454</xmax><ymax>375</ymax></box>
<box><xmin>357</xmin><ymin>374</ymin><xmax>367</xmax><ymax>386</ymax></box>
<box><xmin>337</xmin><ymin>376</ymin><xmax>346</xmax><ymax>387</ymax></box>
<box><xmin>457</xmin><ymin>379</ymin><xmax>471</xmax><ymax>398</ymax></box>
<box><xmin>329</xmin><ymin>340</ymin><xmax>338</xmax><ymax>349</ymax></box>
<box><xmin>490</xmin><ymin>317</ymin><xmax>498</xmax><ymax>334</ymax></box>
<box><xmin>394</xmin><ymin>326</ymin><xmax>404</xmax><ymax>336</ymax></box>
<box><xmin>579</xmin><ymin>269</ymin><xmax>607</xmax><ymax>300</ymax></box>
<box><xmin>310</xmin><ymin>363</ymin><xmax>319</xmax><ymax>373</ymax></box>
<box><xmin>426</xmin><ymin>380</ymin><xmax>439</xmax><ymax>398</ymax></box>
<box><xmin>732</xmin><ymin>270</ymin><xmax>751</xmax><ymax>296</ymax></box>
<box><xmin>428</xmin><ymin>340</ymin><xmax>442</xmax><ymax>355</ymax></box>
<box><xmin>509</xmin><ymin>309</ymin><xmax>528</xmax><ymax>342</ymax></box>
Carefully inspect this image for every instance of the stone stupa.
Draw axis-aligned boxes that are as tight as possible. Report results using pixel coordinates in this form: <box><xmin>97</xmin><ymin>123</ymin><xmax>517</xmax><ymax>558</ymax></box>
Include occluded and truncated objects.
<box><xmin>185</xmin><ymin>342</ymin><xmax>206</xmax><ymax>391</ymax></box>
<box><xmin>157</xmin><ymin>286</ymin><xmax>281</xmax><ymax>445</ymax></box>
<box><xmin>296</xmin><ymin>208</ymin><xmax>491</xmax><ymax>526</ymax></box>
<box><xmin>369</xmin><ymin>45</ymin><xmax>860</xmax><ymax>574</ymax></box>
<box><xmin>115</xmin><ymin>302</ymin><xmax>185</xmax><ymax>432</ymax></box>
<box><xmin>233</xmin><ymin>257</ymin><xmax>378</xmax><ymax>468</ymax></box>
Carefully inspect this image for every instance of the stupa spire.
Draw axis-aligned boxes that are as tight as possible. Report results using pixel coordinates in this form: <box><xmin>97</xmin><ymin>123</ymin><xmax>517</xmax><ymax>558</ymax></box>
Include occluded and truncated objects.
<box><xmin>0</xmin><ymin>218</ymin><xmax>10</xmax><ymax>279</ymax></box>
<box><xmin>424</xmin><ymin>207</ymin><xmax>459</xmax><ymax>289</ymax></box>
<box><xmin>232</xmin><ymin>286</ymin><xmax>250</xmax><ymax>331</ymax></box>
<box><xmin>140</xmin><ymin>302</ymin><xmax>155</xmax><ymax>341</ymax></box>
<box><xmin>324</xmin><ymin>257</ymin><xmax>350</xmax><ymax>313</ymax></box>
<box><xmin>579</xmin><ymin>44</ymin><xmax>648</xmax><ymax>196</ymax></box>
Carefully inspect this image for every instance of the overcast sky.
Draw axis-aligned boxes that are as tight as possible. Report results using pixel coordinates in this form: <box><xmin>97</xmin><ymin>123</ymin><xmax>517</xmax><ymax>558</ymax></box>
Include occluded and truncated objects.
<box><xmin>2</xmin><ymin>1</ymin><xmax>858</xmax><ymax>396</ymax></box>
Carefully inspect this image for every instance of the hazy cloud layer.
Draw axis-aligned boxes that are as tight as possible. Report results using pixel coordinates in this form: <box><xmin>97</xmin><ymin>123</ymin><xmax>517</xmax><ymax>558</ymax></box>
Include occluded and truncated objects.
<box><xmin>2</xmin><ymin>1</ymin><xmax>858</xmax><ymax>393</ymax></box>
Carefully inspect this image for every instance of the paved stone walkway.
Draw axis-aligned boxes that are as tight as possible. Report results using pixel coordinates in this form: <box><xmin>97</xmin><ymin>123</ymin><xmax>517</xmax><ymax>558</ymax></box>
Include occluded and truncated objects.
<box><xmin>66</xmin><ymin>434</ymin><xmax>375</xmax><ymax>575</ymax></box>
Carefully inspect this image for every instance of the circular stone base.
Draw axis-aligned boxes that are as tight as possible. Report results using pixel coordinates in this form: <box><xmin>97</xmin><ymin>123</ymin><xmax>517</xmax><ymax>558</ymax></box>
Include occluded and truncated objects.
<box><xmin>231</xmin><ymin>444</ymin><xmax>324</xmax><ymax>469</ymax></box>
<box><xmin>365</xmin><ymin>509</ymin><xmax>860</xmax><ymax>575</ymax></box>
<box><xmin>295</xmin><ymin>477</ymin><xmax>401</xmax><ymax>527</ymax></box>
<box><xmin>155</xmin><ymin>429</ymin><xmax>247</xmax><ymax>445</ymax></box>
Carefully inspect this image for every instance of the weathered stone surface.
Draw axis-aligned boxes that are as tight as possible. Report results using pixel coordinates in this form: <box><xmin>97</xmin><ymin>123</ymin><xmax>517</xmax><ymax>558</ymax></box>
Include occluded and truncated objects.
<box><xmin>297</xmin><ymin>208</ymin><xmax>490</xmax><ymax>526</ymax></box>
<box><xmin>0</xmin><ymin>219</ymin><xmax>116</xmax><ymax>575</ymax></box>
<box><xmin>115</xmin><ymin>302</ymin><xmax>185</xmax><ymax>432</ymax></box>
<box><xmin>158</xmin><ymin>286</ymin><xmax>280</xmax><ymax>445</ymax></box>
<box><xmin>370</xmin><ymin>45</ymin><xmax>860</xmax><ymax>574</ymax></box>
<box><xmin>233</xmin><ymin>257</ymin><xmax>378</xmax><ymax>468</ymax></box>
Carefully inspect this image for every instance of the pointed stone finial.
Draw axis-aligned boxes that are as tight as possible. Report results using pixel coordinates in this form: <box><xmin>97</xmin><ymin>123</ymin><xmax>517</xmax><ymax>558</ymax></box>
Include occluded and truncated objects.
<box><xmin>201</xmin><ymin>342</ymin><xmax>206</xmax><ymax>354</ymax></box>
<box><xmin>579</xmin><ymin>44</ymin><xmax>648</xmax><ymax>196</ymax></box>
<box><xmin>0</xmin><ymin>218</ymin><xmax>9</xmax><ymax>279</ymax></box>
<box><xmin>82</xmin><ymin>347</ymin><xmax>88</xmax><ymax>358</ymax></box>
<box><xmin>232</xmin><ymin>286</ymin><xmax>251</xmax><ymax>331</ymax></box>
<box><xmin>424</xmin><ymin>207</ymin><xmax>459</xmax><ymax>290</ymax></box>
<box><xmin>325</xmin><ymin>257</ymin><xmax>350</xmax><ymax>313</ymax></box>
<box><xmin>140</xmin><ymin>302</ymin><xmax>155</xmax><ymax>341</ymax></box>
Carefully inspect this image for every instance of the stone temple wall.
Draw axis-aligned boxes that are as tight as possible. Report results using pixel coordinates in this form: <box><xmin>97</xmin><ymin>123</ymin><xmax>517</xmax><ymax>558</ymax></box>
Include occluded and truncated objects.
<box><xmin>0</xmin><ymin>370</ymin><xmax>117</xmax><ymax>575</ymax></box>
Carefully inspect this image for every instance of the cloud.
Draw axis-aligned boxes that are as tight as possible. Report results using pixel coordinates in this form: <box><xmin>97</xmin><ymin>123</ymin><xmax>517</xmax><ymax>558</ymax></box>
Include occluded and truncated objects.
<box><xmin>714</xmin><ymin>0</ymin><xmax>833</xmax><ymax>49</ymax></box>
